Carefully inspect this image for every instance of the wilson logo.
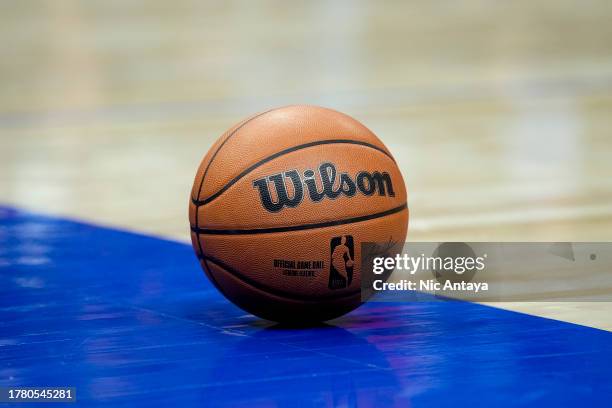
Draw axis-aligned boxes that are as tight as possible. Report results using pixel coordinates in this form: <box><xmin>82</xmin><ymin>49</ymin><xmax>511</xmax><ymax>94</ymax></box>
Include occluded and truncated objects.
<box><xmin>253</xmin><ymin>162</ymin><xmax>395</xmax><ymax>212</ymax></box>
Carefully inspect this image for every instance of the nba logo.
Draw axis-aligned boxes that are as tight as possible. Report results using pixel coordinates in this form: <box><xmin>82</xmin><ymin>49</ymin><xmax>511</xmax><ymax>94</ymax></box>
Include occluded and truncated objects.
<box><xmin>328</xmin><ymin>235</ymin><xmax>355</xmax><ymax>290</ymax></box>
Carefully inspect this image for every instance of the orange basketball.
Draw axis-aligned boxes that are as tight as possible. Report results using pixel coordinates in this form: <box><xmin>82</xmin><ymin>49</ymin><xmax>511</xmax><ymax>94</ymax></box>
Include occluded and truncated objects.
<box><xmin>189</xmin><ymin>105</ymin><xmax>408</xmax><ymax>323</ymax></box>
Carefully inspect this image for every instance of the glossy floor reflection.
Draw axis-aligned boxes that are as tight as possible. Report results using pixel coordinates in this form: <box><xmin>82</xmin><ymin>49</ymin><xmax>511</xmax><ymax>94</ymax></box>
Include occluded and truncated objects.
<box><xmin>1</xmin><ymin>206</ymin><xmax>611</xmax><ymax>407</ymax></box>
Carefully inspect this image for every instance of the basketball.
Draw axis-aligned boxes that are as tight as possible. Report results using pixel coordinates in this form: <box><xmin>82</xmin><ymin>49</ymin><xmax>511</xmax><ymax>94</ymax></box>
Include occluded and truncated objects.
<box><xmin>189</xmin><ymin>105</ymin><xmax>408</xmax><ymax>322</ymax></box>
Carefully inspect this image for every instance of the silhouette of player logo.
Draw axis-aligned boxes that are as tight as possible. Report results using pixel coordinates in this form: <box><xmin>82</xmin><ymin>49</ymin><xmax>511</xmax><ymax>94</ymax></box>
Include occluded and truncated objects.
<box><xmin>328</xmin><ymin>235</ymin><xmax>355</xmax><ymax>290</ymax></box>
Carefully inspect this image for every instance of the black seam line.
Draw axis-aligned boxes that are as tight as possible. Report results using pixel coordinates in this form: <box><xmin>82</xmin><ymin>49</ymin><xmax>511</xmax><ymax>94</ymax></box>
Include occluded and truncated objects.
<box><xmin>193</xmin><ymin>108</ymin><xmax>278</xmax><ymax>203</ymax></box>
<box><xmin>202</xmin><ymin>259</ymin><xmax>225</xmax><ymax>293</ymax></box>
<box><xmin>194</xmin><ymin>108</ymin><xmax>278</xmax><ymax>257</ymax></box>
<box><xmin>192</xmin><ymin>203</ymin><xmax>407</xmax><ymax>235</ymax></box>
<box><xmin>192</xmin><ymin>139</ymin><xmax>395</xmax><ymax>207</ymax></box>
<box><xmin>202</xmin><ymin>255</ymin><xmax>362</xmax><ymax>301</ymax></box>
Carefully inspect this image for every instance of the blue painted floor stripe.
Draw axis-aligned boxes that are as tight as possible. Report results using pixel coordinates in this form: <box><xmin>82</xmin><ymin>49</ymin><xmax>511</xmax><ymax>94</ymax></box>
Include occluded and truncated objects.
<box><xmin>1</xmin><ymin>206</ymin><xmax>611</xmax><ymax>407</ymax></box>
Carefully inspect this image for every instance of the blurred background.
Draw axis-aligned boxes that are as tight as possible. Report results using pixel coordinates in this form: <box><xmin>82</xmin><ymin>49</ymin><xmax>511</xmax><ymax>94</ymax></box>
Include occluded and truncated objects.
<box><xmin>1</xmin><ymin>0</ymin><xmax>611</xmax><ymax>242</ymax></box>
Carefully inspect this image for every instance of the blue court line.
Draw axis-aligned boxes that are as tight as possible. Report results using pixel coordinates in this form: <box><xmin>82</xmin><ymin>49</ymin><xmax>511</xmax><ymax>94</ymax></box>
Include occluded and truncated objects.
<box><xmin>0</xmin><ymin>205</ymin><xmax>610</xmax><ymax>407</ymax></box>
